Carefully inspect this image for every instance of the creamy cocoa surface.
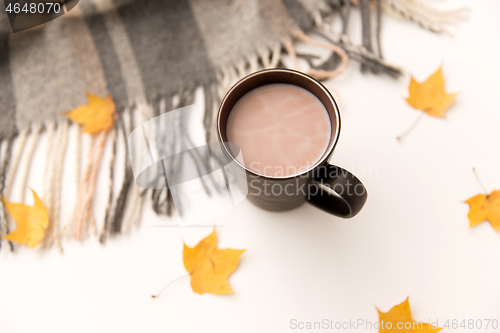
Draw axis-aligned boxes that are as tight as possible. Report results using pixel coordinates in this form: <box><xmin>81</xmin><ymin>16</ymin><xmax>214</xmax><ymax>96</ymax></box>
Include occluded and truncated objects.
<box><xmin>227</xmin><ymin>83</ymin><xmax>331</xmax><ymax>177</ymax></box>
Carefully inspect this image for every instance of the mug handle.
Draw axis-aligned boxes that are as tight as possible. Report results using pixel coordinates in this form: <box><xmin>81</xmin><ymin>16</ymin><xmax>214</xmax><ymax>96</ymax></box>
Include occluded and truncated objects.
<box><xmin>307</xmin><ymin>164</ymin><xmax>367</xmax><ymax>218</ymax></box>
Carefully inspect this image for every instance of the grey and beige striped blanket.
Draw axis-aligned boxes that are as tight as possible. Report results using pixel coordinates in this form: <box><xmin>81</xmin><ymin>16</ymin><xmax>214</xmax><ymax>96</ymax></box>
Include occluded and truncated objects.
<box><xmin>0</xmin><ymin>0</ymin><xmax>464</xmax><ymax>249</ymax></box>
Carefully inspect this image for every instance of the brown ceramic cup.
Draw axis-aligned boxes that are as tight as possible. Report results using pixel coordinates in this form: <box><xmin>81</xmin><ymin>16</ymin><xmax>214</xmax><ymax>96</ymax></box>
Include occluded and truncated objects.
<box><xmin>217</xmin><ymin>68</ymin><xmax>367</xmax><ymax>218</ymax></box>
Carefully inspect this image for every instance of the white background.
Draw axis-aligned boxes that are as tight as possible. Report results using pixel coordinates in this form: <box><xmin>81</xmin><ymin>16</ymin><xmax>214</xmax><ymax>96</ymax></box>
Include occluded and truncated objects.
<box><xmin>1</xmin><ymin>0</ymin><xmax>499</xmax><ymax>332</ymax></box>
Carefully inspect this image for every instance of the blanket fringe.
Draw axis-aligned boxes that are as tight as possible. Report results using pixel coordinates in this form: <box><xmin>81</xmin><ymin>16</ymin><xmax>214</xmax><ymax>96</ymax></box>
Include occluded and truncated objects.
<box><xmin>99</xmin><ymin>122</ymin><xmax>117</xmax><ymax>244</ymax></box>
<box><xmin>0</xmin><ymin>136</ymin><xmax>15</xmax><ymax>251</ymax></box>
<box><xmin>4</xmin><ymin>129</ymin><xmax>29</xmax><ymax>201</ymax></box>
<box><xmin>39</xmin><ymin>121</ymin><xmax>67</xmax><ymax>251</ymax></box>
<box><xmin>52</xmin><ymin>121</ymin><xmax>70</xmax><ymax>249</ymax></box>
<box><xmin>2</xmin><ymin>129</ymin><xmax>29</xmax><ymax>251</ymax></box>
<box><xmin>109</xmin><ymin>111</ymin><xmax>134</xmax><ymax>234</ymax></box>
<box><xmin>62</xmin><ymin>124</ymin><xmax>81</xmax><ymax>239</ymax></box>
<box><xmin>18</xmin><ymin>125</ymin><xmax>42</xmax><ymax>202</ymax></box>
<box><xmin>126</xmin><ymin>104</ymin><xmax>148</xmax><ymax>230</ymax></box>
<box><xmin>128</xmin><ymin>101</ymin><xmax>151</xmax><ymax>228</ymax></box>
<box><xmin>382</xmin><ymin>0</ymin><xmax>469</xmax><ymax>35</ymax></box>
<box><xmin>73</xmin><ymin>131</ymin><xmax>107</xmax><ymax>241</ymax></box>
<box><xmin>41</xmin><ymin>122</ymin><xmax>57</xmax><ymax>247</ymax></box>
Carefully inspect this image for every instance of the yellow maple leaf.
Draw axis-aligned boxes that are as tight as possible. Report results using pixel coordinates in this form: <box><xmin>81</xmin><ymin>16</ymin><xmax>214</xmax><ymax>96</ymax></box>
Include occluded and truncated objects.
<box><xmin>1</xmin><ymin>189</ymin><xmax>49</xmax><ymax>248</ymax></box>
<box><xmin>465</xmin><ymin>190</ymin><xmax>500</xmax><ymax>231</ymax></box>
<box><xmin>63</xmin><ymin>93</ymin><xmax>116</xmax><ymax>133</ymax></box>
<box><xmin>378</xmin><ymin>297</ymin><xmax>443</xmax><ymax>333</ymax></box>
<box><xmin>406</xmin><ymin>66</ymin><xmax>457</xmax><ymax>118</ymax></box>
<box><xmin>183</xmin><ymin>229</ymin><xmax>245</xmax><ymax>295</ymax></box>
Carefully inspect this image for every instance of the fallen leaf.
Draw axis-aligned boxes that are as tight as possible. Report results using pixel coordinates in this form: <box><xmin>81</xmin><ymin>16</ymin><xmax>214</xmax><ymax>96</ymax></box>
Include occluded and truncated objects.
<box><xmin>183</xmin><ymin>229</ymin><xmax>245</xmax><ymax>295</ymax></box>
<box><xmin>406</xmin><ymin>66</ymin><xmax>457</xmax><ymax>118</ymax></box>
<box><xmin>465</xmin><ymin>190</ymin><xmax>500</xmax><ymax>231</ymax></box>
<box><xmin>1</xmin><ymin>189</ymin><xmax>49</xmax><ymax>248</ymax></box>
<box><xmin>378</xmin><ymin>297</ymin><xmax>443</xmax><ymax>333</ymax></box>
<box><xmin>63</xmin><ymin>93</ymin><xmax>116</xmax><ymax>133</ymax></box>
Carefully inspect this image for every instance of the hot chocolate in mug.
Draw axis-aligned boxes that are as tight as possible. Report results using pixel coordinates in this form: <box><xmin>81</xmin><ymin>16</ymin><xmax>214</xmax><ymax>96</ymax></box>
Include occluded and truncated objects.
<box><xmin>217</xmin><ymin>69</ymin><xmax>367</xmax><ymax>218</ymax></box>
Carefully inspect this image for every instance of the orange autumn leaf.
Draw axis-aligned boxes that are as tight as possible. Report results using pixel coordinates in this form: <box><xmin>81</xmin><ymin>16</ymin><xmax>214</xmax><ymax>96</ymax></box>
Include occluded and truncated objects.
<box><xmin>465</xmin><ymin>190</ymin><xmax>500</xmax><ymax>231</ymax></box>
<box><xmin>406</xmin><ymin>66</ymin><xmax>457</xmax><ymax>118</ymax></box>
<box><xmin>183</xmin><ymin>229</ymin><xmax>245</xmax><ymax>295</ymax></box>
<box><xmin>63</xmin><ymin>93</ymin><xmax>116</xmax><ymax>133</ymax></box>
<box><xmin>1</xmin><ymin>189</ymin><xmax>48</xmax><ymax>248</ymax></box>
<box><xmin>377</xmin><ymin>297</ymin><xmax>443</xmax><ymax>333</ymax></box>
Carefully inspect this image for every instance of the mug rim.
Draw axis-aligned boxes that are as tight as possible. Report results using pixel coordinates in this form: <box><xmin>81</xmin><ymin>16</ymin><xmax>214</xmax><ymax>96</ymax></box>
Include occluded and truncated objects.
<box><xmin>217</xmin><ymin>68</ymin><xmax>341</xmax><ymax>180</ymax></box>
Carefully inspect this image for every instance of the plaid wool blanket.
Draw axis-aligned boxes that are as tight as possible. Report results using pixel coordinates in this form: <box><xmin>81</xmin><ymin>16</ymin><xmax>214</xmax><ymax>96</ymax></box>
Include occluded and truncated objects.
<box><xmin>0</xmin><ymin>0</ymin><xmax>465</xmax><ymax>249</ymax></box>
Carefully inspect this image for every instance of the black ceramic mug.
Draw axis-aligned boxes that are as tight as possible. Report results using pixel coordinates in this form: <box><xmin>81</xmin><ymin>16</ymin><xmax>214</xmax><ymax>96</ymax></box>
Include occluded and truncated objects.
<box><xmin>217</xmin><ymin>69</ymin><xmax>367</xmax><ymax>218</ymax></box>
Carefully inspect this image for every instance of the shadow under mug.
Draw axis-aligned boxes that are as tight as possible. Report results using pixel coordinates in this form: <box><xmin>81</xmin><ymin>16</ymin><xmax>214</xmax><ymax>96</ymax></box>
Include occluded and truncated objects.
<box><xmin>217</xmin><ymin>68</ymin><xmax>367</xmax><ymax>218</ymax></box>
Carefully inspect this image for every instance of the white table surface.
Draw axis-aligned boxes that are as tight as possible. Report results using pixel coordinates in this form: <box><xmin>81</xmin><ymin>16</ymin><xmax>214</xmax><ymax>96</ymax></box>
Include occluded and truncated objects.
<box><xmin>1</xmin><ymin>0</ymin><xmax>499</xmax><ymax>332</ymax></box>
